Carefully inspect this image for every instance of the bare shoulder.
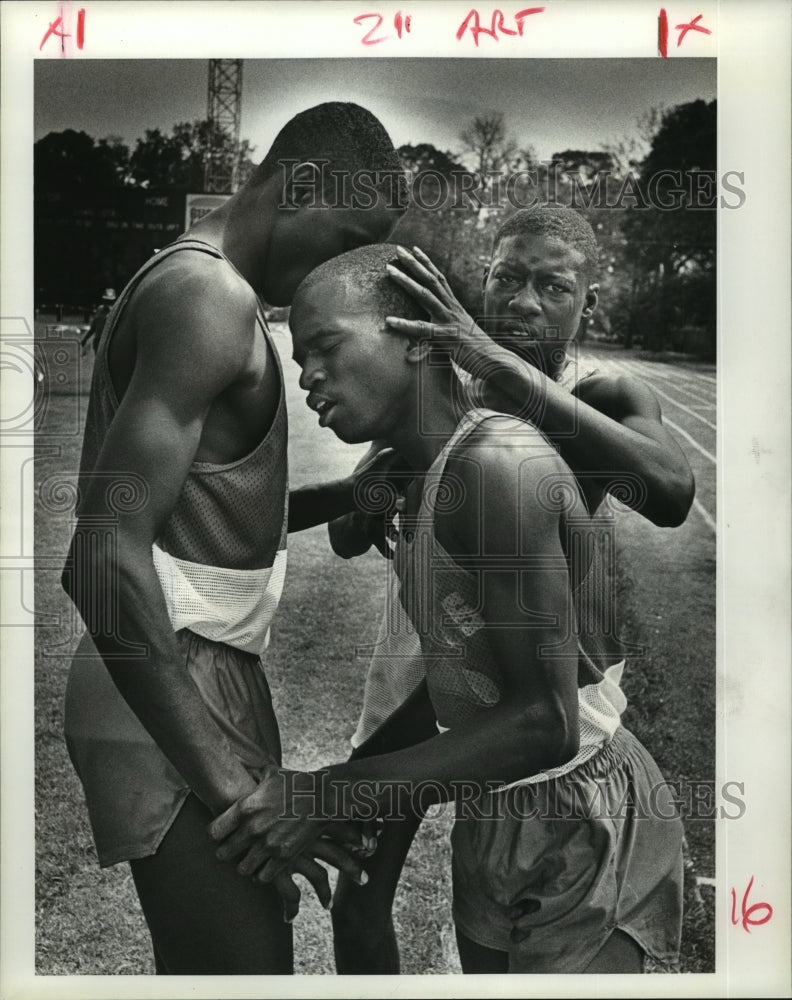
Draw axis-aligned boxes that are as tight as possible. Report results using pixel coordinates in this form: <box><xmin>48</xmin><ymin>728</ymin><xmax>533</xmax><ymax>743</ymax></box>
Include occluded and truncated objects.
<box><xmin>129</xmin><ymin>248</ymin><xmax>259</xmax><ymax>375</ymax></box>
<box><xmin>573</xmin><ymin>369</ymin><xmax>660</xmax><ymax>420</ymax></box>
<box><xmin>440</xmin><ymin>414</ymin><xmax>575</xmax><ymax>556</ymax></box>
<box><xmin>458</xmin><ymin>412</ymin><xmax>564</xmax><ymax>474</ymax></box>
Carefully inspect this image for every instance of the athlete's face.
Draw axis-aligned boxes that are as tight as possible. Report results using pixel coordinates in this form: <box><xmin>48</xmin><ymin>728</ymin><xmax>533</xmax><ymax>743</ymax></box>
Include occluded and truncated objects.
<box><xmin>483</xmin><ymin>233</ymin><xmax>598</xmax><ymax>374</ymax></box>
<box><xmin>291</xmin><ymin>279</ymin><xmax>412</xmax><ymax>444</ymax></box>
<box><xmin>264</xmin><ymin>192</ymin><xmax>400</xmax><ymax>307</ymax></box>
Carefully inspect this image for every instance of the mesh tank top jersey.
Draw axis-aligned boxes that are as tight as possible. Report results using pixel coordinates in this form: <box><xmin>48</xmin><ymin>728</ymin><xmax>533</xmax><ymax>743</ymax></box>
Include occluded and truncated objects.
<box><xmin>64</xmin><ymin>240</ymin><xmax>289</xmax><ymax>866</ymax></box>
<box><xmin>351</xmin><ymin>354</ymin><xmax>623</xmax><ymax>761</ymax></box>
<box><xmin>393</xmin><ymin>407</ymin><xmax>626</xmax><ymax>786</ymax></box>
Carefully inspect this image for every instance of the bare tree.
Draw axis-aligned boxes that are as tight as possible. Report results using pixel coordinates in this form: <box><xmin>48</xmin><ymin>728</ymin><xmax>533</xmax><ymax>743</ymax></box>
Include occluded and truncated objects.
<box><xmin>603</xmin><ymin>106</ymin><xmax>665</xmax><ymax>177</ymax></box>
<box><xmin>459</xmin><ymin>111</ymin><xmax>519</xmax><ymax>181</ymax></box>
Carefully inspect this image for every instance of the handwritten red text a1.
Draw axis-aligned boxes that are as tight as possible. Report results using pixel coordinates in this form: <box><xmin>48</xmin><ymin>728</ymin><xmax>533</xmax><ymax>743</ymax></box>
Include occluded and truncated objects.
<box><xmin>39</xmin><ymin>7</ymin><xmax>86</xmax><ymax>53</ymax></box>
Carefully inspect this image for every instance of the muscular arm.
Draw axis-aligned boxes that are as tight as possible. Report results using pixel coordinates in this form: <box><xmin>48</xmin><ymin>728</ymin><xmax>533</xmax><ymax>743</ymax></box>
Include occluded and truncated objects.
<box><xmin>288</xmin><ymin>478</ymin><xmax>356</xmax><ymax>533</ymax></box>
<box><xmin>349</xmin><ymin>680</ymin><xmax>436</xmax><ymax>760</ymax></box>
<box><xmin>62</xmin><ymin>266</ymin><xmax>261</xmax><ymax>813</ymax></box>
<box><xmin>332</xmin><ymin>681</ymin><xmax>435</xmax><ymax>975</ymax></box>
<box><xmin>384</xmin><ymin>246</ymin><xmax>694</xmax><ymax>527</ymax></box>
<box><xmin>288</xmin><ymin>439</ymin><xmax>410</xmax><ymax>536</ymax></box>
<box><xmin>468</xmin><ymin>343</ymin><xmax>695</xmax><ymax>525</ymax></box>
<box><xmin>325</xmin><ymin>441</ymin><xmax>410</xmax><ymax>558</ymax></box>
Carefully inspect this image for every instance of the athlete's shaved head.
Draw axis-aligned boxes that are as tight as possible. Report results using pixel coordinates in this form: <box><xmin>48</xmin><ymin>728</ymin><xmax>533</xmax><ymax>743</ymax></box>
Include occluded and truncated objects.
<box><xmin>291</xmin><ymin>244</ymin><xmax>425</xmax><ymax>329</ymax></box>
<box><xmin>252</xmin><ymin>102</ymin><xmax>408</xmax><ymax>211</ymax></box>
<box><xmin>494</xmin><ymin>206</ymin><xmax>600</xmax><ymax>278</ymax></box>
<box><xmin>290</xmin><ymin>244</ymin><xmax>454</xmax><ymax>446</ymax></box>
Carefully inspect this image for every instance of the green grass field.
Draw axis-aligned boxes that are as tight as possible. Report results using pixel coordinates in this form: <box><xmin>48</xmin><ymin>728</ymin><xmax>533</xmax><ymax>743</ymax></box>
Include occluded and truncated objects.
<box><xmin>34</xmin><ymin>319</ymin><xmax>713</xmax><ymax>975</ymax></box>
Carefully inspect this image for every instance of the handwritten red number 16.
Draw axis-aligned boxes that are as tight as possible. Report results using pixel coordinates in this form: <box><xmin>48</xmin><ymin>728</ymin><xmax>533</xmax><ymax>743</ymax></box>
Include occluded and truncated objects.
<box><xmin>731</xmin><ymin>876</ymin><xmax>773</xmax><ymax>932</ymax></box>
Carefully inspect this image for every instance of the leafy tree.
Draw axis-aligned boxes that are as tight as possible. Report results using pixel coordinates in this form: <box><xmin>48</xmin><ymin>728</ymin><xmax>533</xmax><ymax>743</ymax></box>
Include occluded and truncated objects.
<box><xmin>616</xmin><ymin>99</ymin><xmax>717</xmax><ymax>354</ymax></box>
<box><xmin>460</xmin><ymin>112</ymin><xmax>515</xmax><ymax>175</ymax></box>
<box><xmin>458</xmin><ymin>111</ymin><xmax>535</xmax><ymax>203</ymax></box>
<box><xmin>621</xmin><ymin>99</ymin><xmax>716</xmax><ymax>275</ymax></box>
<box><xmin>603</xmin><ymin>107</ymin><xmax>664</xmax><ymax>176</ymax></box>
<box><xmin>399</xmin><ymin>142</ymin><xmax>479</xmax><ymax>213</ymax></box>
<box><xmin>399</xmin><ymin>143</ymin><xmax>468</xmax><ymax>178</ymax></box>
<box><xmin>129</xmin><ymin>119</ymin><xmax>256</xmax><ymax>192</ymax></box>
<box><xmin>34</xmin><ymin>130</ymin><xmax>131</xmax><ymax>195</ymax></box>
<box><xmin>393</xmin><ymin>143</ymin><xmax>491</xmax><ymax>315</ymax></box>
<box><xmin>128</xmin><ymin>127</ymin><xmax>186</xmax><ymax>190</ymax></box>
<box><xmin>551</xmin><ymin>149</ymin><xmax>615</xmax><ymax>182</ymax></box>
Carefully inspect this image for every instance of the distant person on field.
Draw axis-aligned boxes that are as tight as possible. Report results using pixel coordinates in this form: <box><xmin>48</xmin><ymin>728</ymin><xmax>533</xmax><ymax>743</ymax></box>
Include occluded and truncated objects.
<box><xmin>80</xmin><ymin>287</ymin><xmax>116</xmax><ymax>356</ymax></box>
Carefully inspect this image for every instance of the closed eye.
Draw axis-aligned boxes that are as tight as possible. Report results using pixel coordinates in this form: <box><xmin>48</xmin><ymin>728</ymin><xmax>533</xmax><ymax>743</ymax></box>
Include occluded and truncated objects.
<box><xmin>294</xmin><ymin>332</ymin><xmax>342</xmax><ymax>366</ymax></box>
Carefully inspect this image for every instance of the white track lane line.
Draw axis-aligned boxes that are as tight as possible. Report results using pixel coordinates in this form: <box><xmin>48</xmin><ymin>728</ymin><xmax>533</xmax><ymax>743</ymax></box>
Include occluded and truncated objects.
<box><xmin>611</xmin><ymin>356</ymin><xmax>718</xmax><ymax>400</ymax></box>
<box><xmin>663</xmin><ymin>416</ymin><xmax>717</xmax><ymax>464</ymax></box>
<box><xmin>647</xmin><ymin>359</ymin><xmax>717</xmax><ymax>387</ymax></box>
<box><xmin>651</xmin><ymin>371</ymin><xmax>717</xmax><ymax>402</ymax></box>
<box><xmin>676</xmin><ymin>367</ymin><xmax>716</xmax><ymax>384</ymax></box>
<box><xmin>691</xmin><ymin>496</ymin><xmax>716</xmax><ymax>533</ymax></box>
<box><xmin>605</xmin><ymin>359</ymin><xmax>717</xmax><ymax>431</ymax></box>
<box><xmin>652</xmin><ymin>358</ymin><xmax>717</xmax><ymax>381</ymax></box>
<box><xmin>617</xmin><ymin>359</ymin><xmax>717</xmax><ymax>408</ymax></box>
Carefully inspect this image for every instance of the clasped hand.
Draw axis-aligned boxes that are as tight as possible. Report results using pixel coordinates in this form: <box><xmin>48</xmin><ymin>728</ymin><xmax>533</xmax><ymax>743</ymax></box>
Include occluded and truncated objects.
<box><xmin>209</xmin><ymin>766</ymin><xmax>371</xmax><ymax>921</ymax></box>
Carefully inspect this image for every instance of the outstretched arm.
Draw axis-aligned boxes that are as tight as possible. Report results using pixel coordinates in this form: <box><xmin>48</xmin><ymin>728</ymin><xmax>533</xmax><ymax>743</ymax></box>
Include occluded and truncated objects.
<box><xmin>288</xmin><ymin>477</ymin><xmax>357</xmax><ymax>533</ymax></box>
<box><xmin>327</xmin><ymin>441</ymin><xmax>410</xmax><ymax>558</ymax></box>
<box><xmin>385</xmin><ymin>246</ymin><xmax>695</xmax><ymax>527</ymax></box>
<box><xmin>289</xmin><ymin>442</ymin><xmax>410</xmax><ymax>538</ymax></box>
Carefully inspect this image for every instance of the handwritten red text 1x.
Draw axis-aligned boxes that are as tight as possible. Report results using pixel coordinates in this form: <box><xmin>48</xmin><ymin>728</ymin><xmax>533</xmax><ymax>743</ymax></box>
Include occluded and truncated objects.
<box><xmin>658</xmin><ymin>9</ymin><xmax>712</xmax><ymax>58</ymax></box>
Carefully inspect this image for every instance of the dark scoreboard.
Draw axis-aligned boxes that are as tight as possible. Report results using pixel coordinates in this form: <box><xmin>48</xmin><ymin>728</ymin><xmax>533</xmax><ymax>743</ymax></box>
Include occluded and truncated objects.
<box><xmin>34</xmin><ymin>190</ymin><xmax>185</xmax><ymax>309</ymax></box>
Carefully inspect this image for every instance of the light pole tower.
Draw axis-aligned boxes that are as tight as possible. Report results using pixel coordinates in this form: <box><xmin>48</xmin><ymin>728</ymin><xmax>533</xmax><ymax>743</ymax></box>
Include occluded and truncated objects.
<box><xmin>204</xmin><ymin>59</ymin><xmax>243</xmax><ymax>194</ymax></box>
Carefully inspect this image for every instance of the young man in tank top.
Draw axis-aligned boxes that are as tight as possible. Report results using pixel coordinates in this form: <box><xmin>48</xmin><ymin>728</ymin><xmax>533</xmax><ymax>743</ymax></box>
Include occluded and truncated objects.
<box><xmin>326</xmin><ymin>207</ymin><xmax>694</xmax><ymax>973</ymax></box>
<box><xmin>61</xmin><ymin>103</ymin><xmax>406</xmax><ymax>975</ymax></box>
<box><xmin>209</xmin><ymin>242</ymin><xmax>686</xmax><ymax>975</ymax></box>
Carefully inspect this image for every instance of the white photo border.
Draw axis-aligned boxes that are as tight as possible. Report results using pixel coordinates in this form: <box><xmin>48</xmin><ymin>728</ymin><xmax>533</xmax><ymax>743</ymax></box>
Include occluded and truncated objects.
<box><xmin>2</xmin><ymin>1</ymin><xmax>790</xmax><ymax>997</ymax></box>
